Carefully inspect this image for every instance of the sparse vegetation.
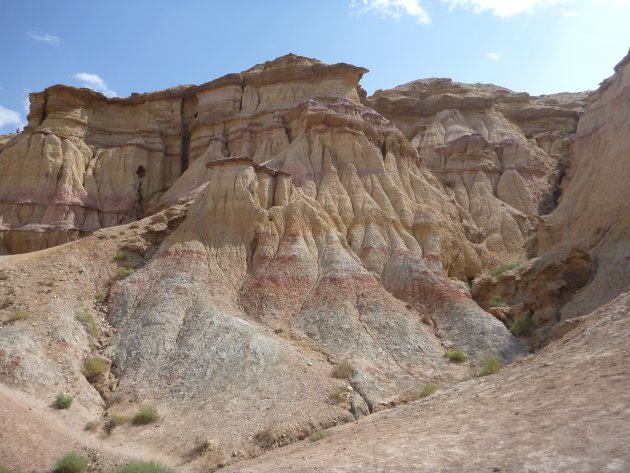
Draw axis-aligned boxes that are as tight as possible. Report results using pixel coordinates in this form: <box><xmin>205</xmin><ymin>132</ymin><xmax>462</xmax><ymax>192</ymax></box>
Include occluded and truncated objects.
<box><xmin>55</xmin><ymin>453</ymin><xmax>88</xmax><ymax>473</ymax></box>
<box><xmin>510</xmin><ymin>316</ymin><xmax>536</xmax><ymax>336</ymax></box>
<box><xmin>254</xmin><ymin>428</ymin><xmax>278</xmax><ymax>449</ymax></box>
<box><xmin>192</xmin><ymin>436</ymin><xmax>211</xmax><ymax>455</ymax></box>
<box><xmin>83</xmin><ymin>356</ymin><xmax>109</xmax><ymax>381</ymax></box>
<box><xmin>105</xmin><ymin>413</ymin><xmax>129</xmax><ymax>433</ymax></box>
<box><xmin>75</xmin><ymin>310</ymin><xmax>99</xmax><ymax>337</ymax></box>
<box><xmin>478</xmin><ymin>353</ymin><xmax>501</xmax><ymax>377</ymax></box>
<box><xmin>0</xmin><ymin>467</ymin><xmax>20</xmax><ymax>473</ymax></box>
<box><xmin>96</xmin><ymin>234</ymin><xmax>107</xmax><ymax>240</ymax></box>
<box><xmin>114</xmin><ymin>251</ymin><xmax>127</xmax><ymax>261</ymax></box>
<box><xmin>274</xmin><ymin>328</ymin><xmax>284</xmax><ymax>335</ymax></box>
<box><xmin>329</xmin><ymin>385</ymin><xmax>351</xmax><ymax>403</ymax></box>
<box><xmin>95</xmin><ymin>289</ymin><xmax>107</xmax><ymax>302</ymax></box>
<box><xmin>308</xmin><ymin>429</ymin><xmax>333</xmax><ymax>442</ymax></box>
<box><xmin>7</xmin><ymin>309</ymin><xmax>29</xmax><ymax>323</ymax></box>
<box><xmin>54</xmin><ymin>393</ymin><xmax>73</xmax><ymax>410</ymax></box>
<box><xmin>489</xmin><ymin>295</ymin><xmax>505</xmax><ymax>308</ymax></box>
<box><xmin>0</xmin><ymin>271</ymin><xmax>7</xmax><ymax>280</ymax></box>
<box><xmin>108</xmin><ymin>392</ymin><xmax>124</xmax><ymax>405</ymax></box>
<box><xmin>560</xmin><ymin>123</ymin><xmax>577</xmax><ymax>134</ymax></box>
<box><xmin>444</xmin><ymin>349</ymin><xmax>467</xmax><ymax>362</ymax></box>
<box><xmin>490</xmin><ymin>263</ymin><xmax>516</xmax><ymax>277</ymax></box>
<box><xmin>84</xmin><ymin>420</ymin><xmax>100</xmax><ymax>432</ymax></box>
<box><xmin>411</xmin><ymin>383</ymin><xmax>438</xmax><ymax>401</ymax></box>
<box><xmin>109</xmin><ymin>461</ymin><xmax>173</xmax><ymax>473</ymax></box>
<box><xmin>132</xmin><ymin>406</ymin><xmax>158</xmax><ymax>425</ymax></box>
<box><xmin>331</xmin><ymin>360</ymin><xmax>353</xmax><ymax>379</ymax></box>
<box><xmin>116</xmin><ymin>266</ymin><xmax>134</xmax><ymax>279</ymax></box>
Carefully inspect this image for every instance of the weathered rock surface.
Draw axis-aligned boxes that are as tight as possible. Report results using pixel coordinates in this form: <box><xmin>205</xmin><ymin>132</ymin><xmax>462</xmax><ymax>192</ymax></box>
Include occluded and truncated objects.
<box><xmin>472</xmin><ymin>50</ymin><xmax>630</xmax><ymax>344</ymax></box>
<box><xmin>226</xmin><ymin>292</ymin><xmax>630</xmax><ymax>473</ymax></box>
<box><xmin>368</xmin><ymin>80</ymin><xmax>588</xmax><ymax>267</ymax></box>
<box><xmin>1</xmin><ymin>49</ymin><xmax>629</xmax><ymax>473</ymax></box>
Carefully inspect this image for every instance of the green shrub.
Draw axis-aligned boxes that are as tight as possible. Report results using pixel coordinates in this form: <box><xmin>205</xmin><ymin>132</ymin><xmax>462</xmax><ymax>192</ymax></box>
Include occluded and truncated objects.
<box><xmin>331</xmin><ymin>360</ymin><xmax>353</xmax><ymax>379</ymax></box>
<box><xmin>83</xmin><ymin>357</ymin><xmax>109</xmax><ymax>381</ymax></box>
<box><xmin>75</xmin><ymin>310</ymin><xmax>99</xmax><ymax>337</ymax></box>
<box><xmin>411</xmin><ymin>383</ymin><xmax>438</xmax><ymax>401</ymax></box>
<box><xmin>490</xmin><ymin>263</ymin><xmax>516</xmax><ymax>277</ymax></box>
<box><xmin>329</xmin><ymin>385</ymin><xmax>351</xmax><ymax>403</ymax></box>
<box><xmin>132</xmin><ymin>406</ymin><xmax>158</xmax><ymax>425</ymax></box>
<box><xmin>116</xmin><ymin>267</ymin><xmax>134</xmax><ymax>279</ymax></box>
<box><xmin>7</xmin><ymin>309</ymin><xmax>29</xmax><ymax>323</ymax></box>
<box><xmin>95</xmin><ymin>289</ymin><xmax>107</xmax><ymax>302</ymax></box>
<box><xmin>254</xmin><ymin>428</ymin><xmax>277</xmax><ymax>449</ymax></box>
<box><xmin>0</xmin><ymin>468</ymin><xmax>18</xmax><ymax>473</ymax></box>
<box><xmin>560</xmin><ymin>124</ymin><xmax>577</xmax><ymax>134</ymax></box>
<box><xmin>510</xmin><ymin>317</ymin><xmax>536</xmax><ymax>336</ymax></box>
<box><xmin>489</xmin><ymin>295</ymin><xmax>505</xmax><ymax>308</ymax></box>
<box><xmin>192</xmin><ymin>436</ymin><xmax>211</xmax><ymax>455</ymax></box>
<box><xmin>109</xmin><ymin>461</ymin><xmax>173</xmax><ymax>473</ymax></box>
<box><xmin>105</xmin><ymin>413</ymin><xmax>129</xmax><ymax>433</ymax></box>
<box><xmin>84</xmin><ymin>420</ymin><xmax>100</xmax><ymax>432</ymax></box>
<box><xmin>308</xmin><ymin>429</ymin><xmax>333</xmax><ymax>442</ymax></box>
<box><xmin>54</xmin><ymin>393</ymin><xmax>73</xmax><ymax>410</ymax></box>
<box><xmin>114</xmin><ymin>251</ymin><xmax>127</xmax><ymax>261</ymax></box>
<box><xmin>478</xmin><ymin>353</ymin><xmax>501</xmax><ymax>377</ymax></box>
<box><xmin>55</xmin><ymin>453</ymin><xmax>88</xmax><ymax>473</ymax></box>
<box><xmin>444</xmin><ymin>349</ymin><xmax>467</xmax><ymax>362</ymax></box>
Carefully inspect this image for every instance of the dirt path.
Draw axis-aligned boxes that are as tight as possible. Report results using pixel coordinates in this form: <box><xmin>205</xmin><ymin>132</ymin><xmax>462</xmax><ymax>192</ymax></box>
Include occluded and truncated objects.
<box><xmin>227</xmin><ymin>292</ymin><xmax>630</xmax><ymax>473</ymax></box>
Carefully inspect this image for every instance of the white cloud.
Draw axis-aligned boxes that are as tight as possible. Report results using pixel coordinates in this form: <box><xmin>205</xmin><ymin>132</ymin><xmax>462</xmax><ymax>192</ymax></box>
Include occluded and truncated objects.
<box><xmin>351</xmin><ymin>0</ymin><xmax>431</xmax><ymax>24</ymax></box>
<box><xmin>28</xmin><ymin>32</ymin><xmax>60</xmax><ymax>44</ymax></box>
<box><xmin>486</xmin><ymin>52</ymin><xmax>501</xmax><ymax>61</ymax></box>
<box><xmin>560</xmin><ymin>8</ymin><xmax>577</xmax><ymax>15</ymax></box>
<box><xmin>0</xmin><ymin>106</ymin><xmax>25</xmax><ymax>130</ymax></box>
<box><xmin>441</xmin><ymin>0</ymin><xmax>571</xmax><ymax>17</ymax></box>
<box><xmin>23</xmin><ymin>89</ymin><xmax>32</xmax><ymax>114</ymax></box>
<box><xmin>73</xmin><ymin>73</ymin><xmax>117</xmax><ymax>97</ymax></box>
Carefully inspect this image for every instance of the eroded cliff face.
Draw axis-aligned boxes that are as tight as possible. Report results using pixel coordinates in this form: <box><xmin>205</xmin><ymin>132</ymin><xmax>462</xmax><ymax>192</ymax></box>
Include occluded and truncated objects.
<box><xmin>472</xmin><ymin>51</ymin><xmax>630</xmax><ymax>346</ymax></box>
<box><xmin>3</xmin><ymin>51</ymin><xmax>628</xmax><ymax>472</ymax></box>
<box><xmin>368</xmin><ymin>80</ymin><xmax>588</xmax><ymax>266</ymax></box>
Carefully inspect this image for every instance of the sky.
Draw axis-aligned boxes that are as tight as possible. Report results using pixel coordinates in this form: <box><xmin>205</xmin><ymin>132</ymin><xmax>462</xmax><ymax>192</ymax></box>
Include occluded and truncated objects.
<box><xmin>0</xmin><ymin>0</ymin><xmax>629</xmax><ymax>133</ymax></box>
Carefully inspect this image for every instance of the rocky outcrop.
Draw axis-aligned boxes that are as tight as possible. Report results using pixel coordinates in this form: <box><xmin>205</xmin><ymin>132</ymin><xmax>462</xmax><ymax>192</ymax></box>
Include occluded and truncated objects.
<box><xmin>0</xmin><ymin>55</ymin><xmax>531</xmax><ymax>470</ymax></box>
<box><xmin>368</xmin><ymin>81</ymin><xmax>588</xmax><ymax>267</ymax></box>
<box><xmin>472</xmin><ymin>50</ymin><xmax>630</xmax><ymax>344</ymax></box>
<box><xmin>6</xmin><ymin>48</ymin><xmax>630</xmax><ymax>472</ymax></box>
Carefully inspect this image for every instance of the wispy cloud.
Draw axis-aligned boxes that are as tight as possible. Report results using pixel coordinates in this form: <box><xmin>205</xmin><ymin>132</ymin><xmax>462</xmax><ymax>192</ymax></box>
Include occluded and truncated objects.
<box><xmin>441</xmin><ymin>0</ymin><xmax>571</xmax><ymax>17</ymax></box>
<box><xmin>23</xmin><ymin>89</ymin><xmax>32</xmax><ymax>115</ymax></box>
<box><xmin>351</xmin><ymin>0</ymin><xmax>431</xmax><ymax>24</ymax></box>
<box><xmin>28</xmin><ymin>31</ymin><xmax>60</xmax><ymax>44</ymax></box>
<box><xmin>560</xmin><ymin>8</ymin><xmax>577</xmax><ymax>16</ymax></box>
<box><xmin>0</xmin><ymin>106</ymin><xmax>25</xmax><ymax>130</ymax></box>
<box><xmin>73</xmin><ymin>73</ymin><xmax>117</xmax><ymax>98</ymax></box>
<box><xmin>486</xmin><ymin>52</ymin><xmax>501</xmax><ymax>61</ymax></box>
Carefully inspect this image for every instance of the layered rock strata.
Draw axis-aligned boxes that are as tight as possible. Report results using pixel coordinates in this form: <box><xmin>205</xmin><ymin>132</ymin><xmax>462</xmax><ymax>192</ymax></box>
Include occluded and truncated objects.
<box><xmin>472</xmin><ymin>50</ymin><xmax>630</xmax><ymax>345</ymax></box>
<box><xmin>368</xmin><ymin>80</ymin><xmax>588</xmax><ymax>267</ymax></box>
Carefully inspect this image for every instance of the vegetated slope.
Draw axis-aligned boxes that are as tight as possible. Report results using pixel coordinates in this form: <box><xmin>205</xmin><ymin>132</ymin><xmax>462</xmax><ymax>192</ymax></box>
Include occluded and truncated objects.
<box><xmin>226</xmin><ymin>292</ymin><xmax>630</xmax><ymax>473</ymax></box>
<box><xmin>0</xmin><ymin>50</ymin><xmax>626</xmax><ymax>472</ymax></box>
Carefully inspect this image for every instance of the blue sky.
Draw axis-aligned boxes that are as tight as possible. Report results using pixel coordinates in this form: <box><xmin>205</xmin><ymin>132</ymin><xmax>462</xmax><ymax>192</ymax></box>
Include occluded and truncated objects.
<box><xmin>1</xmin><ymin>0</ymin><xmax>629</xmax><ymax>133</ymax></box>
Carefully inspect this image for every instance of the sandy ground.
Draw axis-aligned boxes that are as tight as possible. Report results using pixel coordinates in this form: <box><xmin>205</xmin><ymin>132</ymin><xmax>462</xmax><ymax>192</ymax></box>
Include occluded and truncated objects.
<box><xmin>226</xmin><ymin>292</ymin><xmax>630</xmax><ymax>473</ymax></box>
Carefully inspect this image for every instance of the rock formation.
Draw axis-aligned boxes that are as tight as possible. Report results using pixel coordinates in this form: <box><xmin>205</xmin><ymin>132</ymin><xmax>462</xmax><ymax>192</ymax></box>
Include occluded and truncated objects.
<box><xmin>472</xmin><ymin>51</ymin><xmax>630</xmax><ymax>346</ymax></box>
<box><xmin>0</xmin><ymin>50</ymin><xmax>628</xmax><ymax>472</ymax></box>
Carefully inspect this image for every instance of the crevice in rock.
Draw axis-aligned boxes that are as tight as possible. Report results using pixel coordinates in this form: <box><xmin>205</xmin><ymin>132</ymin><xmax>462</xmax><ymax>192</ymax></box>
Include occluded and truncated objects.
<box><xmin>40</xmin><ymin>91</ymin><xmax>48</xmax><ymax>125</ymax></box>
<box><xmin>179</xmin><ymin>96</ymin><xmax>196</xmax><ymax>174</ymax></box>
<box><xmin>135</xmin><ymin>165</ymin><xmax>146</xmax><ymax>219</ymax></box>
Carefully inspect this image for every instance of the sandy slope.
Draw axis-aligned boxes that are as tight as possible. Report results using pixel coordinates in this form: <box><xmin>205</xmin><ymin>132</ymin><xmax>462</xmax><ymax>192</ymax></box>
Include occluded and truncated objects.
<box><xmin>227</xmin><ymin>292</ymin><xmax>630</xmax><ymax>473</ymax></box>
